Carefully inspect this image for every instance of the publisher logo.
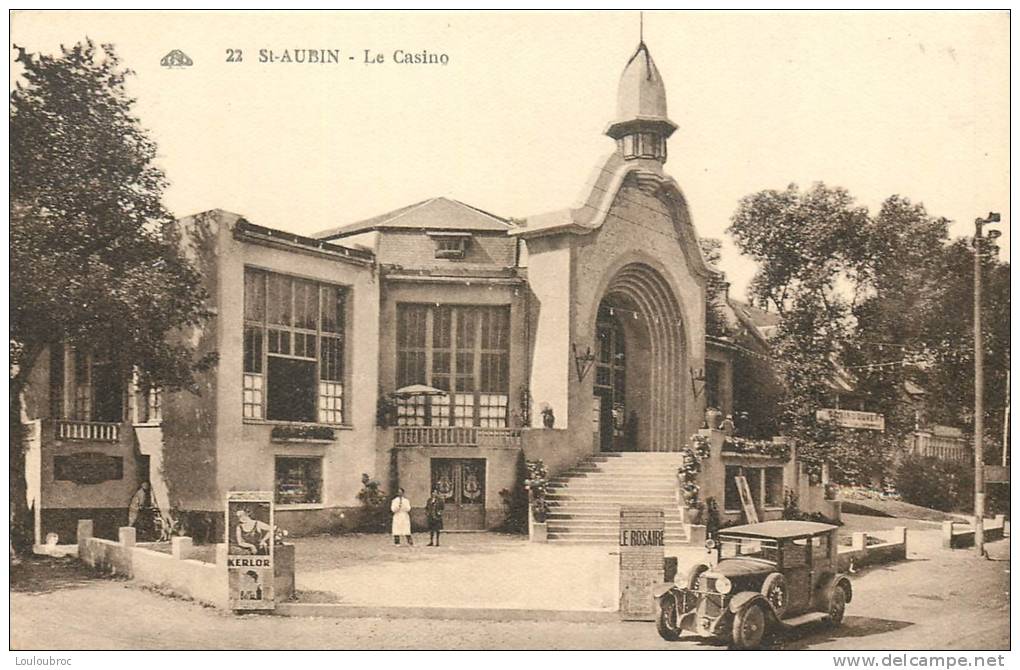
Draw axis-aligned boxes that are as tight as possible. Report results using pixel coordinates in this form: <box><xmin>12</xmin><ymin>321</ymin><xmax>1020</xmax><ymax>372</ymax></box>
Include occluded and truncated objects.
<box><xmin>160</xmin><ymin>49</ymin><xmax>193</xmax><ymax>68</ymax></box>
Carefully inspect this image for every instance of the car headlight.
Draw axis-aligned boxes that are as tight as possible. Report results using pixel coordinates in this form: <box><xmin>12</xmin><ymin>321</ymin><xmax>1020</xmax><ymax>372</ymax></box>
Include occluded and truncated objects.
<box><xmin>714</xmin><ymin>576</ymin><xmax>732</xmax><ymax>594</ymax></box>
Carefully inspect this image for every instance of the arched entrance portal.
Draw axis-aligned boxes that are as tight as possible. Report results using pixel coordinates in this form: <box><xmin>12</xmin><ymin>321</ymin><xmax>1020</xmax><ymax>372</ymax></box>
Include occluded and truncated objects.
<box><xmin>594</xmin><ymin>263</ymin><xmax>686</xmax><ymax>452</ymax></box>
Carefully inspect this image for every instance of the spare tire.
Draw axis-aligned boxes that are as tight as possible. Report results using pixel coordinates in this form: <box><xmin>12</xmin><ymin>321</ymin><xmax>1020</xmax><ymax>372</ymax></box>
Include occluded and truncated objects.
<box><xmin>761</xmin><ymin>572</ymin><xmax>788</xmax><ymax>617</ymax></box>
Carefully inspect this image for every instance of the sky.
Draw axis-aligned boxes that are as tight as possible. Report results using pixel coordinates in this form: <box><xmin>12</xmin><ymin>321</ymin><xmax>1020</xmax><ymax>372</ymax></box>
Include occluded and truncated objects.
<box><xmin>10</xmin><ymin>10</ymin><xmax>1010</xmax><ymax>299</ymax></box>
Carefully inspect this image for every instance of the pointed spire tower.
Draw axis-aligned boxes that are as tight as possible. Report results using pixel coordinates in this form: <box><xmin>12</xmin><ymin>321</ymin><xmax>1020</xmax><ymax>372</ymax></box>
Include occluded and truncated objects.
<box><xmin>605</xmin><ymin>41</ymin><xmax>677</xmax><ymax>164</ymax></box>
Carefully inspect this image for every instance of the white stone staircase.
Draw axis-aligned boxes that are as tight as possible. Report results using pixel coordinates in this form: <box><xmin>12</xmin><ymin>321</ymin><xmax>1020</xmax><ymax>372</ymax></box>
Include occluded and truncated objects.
<box><xmin>545</xmin><ymin>452</ymin><xmax>690</xmax><ymax>545</ymax></box>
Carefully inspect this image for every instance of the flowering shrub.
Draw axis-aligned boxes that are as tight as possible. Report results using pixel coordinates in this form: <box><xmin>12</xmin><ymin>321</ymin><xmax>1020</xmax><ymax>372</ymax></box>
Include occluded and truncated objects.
<box><xmin>721</xmin><ymin>436</ymin><xmax>791</xmax><ymax>460</ymax></box>
<box><xmin>273</xmin><ymin>525</ymin><xmax>289</xmax><ymax>545</ymax></box>
<box><xmin>524</xmin><ymin>459</ymin><xmax>550</xmax><ymax>523</ymax></box>
<box><xmin>677</xmin><ymin>434</ymin><xmax>712</xmax><ymax>509</ymax></box>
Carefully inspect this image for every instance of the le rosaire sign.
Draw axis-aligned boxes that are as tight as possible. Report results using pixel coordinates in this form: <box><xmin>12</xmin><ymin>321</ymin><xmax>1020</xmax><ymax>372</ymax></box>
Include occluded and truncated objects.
<box><xmin>816</xmin><ymin>408</ymin><xmax>885</xmax><ymax>432</ymax></box>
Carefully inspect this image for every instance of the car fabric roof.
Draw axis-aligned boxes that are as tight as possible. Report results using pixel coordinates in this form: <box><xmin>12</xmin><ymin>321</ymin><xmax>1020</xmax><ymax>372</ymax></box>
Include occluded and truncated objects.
<box><xmin>719</xmin><ymin>520</ymin><xmax>837</xmax><ymax>539</ymax></box>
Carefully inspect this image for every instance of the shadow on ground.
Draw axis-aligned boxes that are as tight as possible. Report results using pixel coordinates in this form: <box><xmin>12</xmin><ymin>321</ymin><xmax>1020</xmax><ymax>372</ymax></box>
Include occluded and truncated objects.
<box><xmin>770</xmin><ymin>615</ymin><xmax>914</xmax><ymax>650</ymax></box>
<box><xmin>11</xmin><ymin>555</ymin><xmax>117</xmax><ymax>595</ymax></box>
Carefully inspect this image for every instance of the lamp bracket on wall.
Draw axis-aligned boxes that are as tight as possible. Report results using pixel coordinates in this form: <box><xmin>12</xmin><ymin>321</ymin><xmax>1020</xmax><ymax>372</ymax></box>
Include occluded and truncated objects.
<box><xmin>572</xmin><ymin>343</ymin><xmax>596</xmax><ymax>382</ymax></box>
<box><xmin>690</xmin><ymin>366</ymin><xmax>706</xmax><ymax>399</ymax></box>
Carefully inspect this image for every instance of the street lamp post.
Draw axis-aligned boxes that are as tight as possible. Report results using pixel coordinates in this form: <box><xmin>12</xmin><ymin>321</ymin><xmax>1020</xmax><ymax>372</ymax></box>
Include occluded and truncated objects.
<box><xmin>973</xmin><ymin>212</ymin><xmax>1000</xmax><ymax>558</ymax></box>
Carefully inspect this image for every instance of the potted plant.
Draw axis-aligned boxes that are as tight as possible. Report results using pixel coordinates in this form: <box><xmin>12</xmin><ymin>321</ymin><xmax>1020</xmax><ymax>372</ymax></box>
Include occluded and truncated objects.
<box><xmin>525</xmin><ymin>459</ymin><xmax>550</xmax><ymax>541</ymax></box>
<box><xmin>704</xmin><ymin>406</ymin><xmax>722</xmax><ymax>430</ymax></box>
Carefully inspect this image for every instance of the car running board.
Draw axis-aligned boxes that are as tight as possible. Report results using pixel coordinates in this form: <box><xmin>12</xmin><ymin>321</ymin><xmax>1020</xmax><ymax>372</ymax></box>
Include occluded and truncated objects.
<box><xmin>779</xmin><ymin>612</ymin><xmax>830</xmax><ymax>628</ymax></box>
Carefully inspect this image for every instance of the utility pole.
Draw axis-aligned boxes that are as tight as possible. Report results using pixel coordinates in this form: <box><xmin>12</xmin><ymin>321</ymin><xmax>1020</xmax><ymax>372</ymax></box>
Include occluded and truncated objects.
<box><xmin>973</xmin><ymin>212</ymin><xmax>1001</xmax><ymax>558</ymax></box>
<box><xmin>1003</xmin><ymin>370</ymin><xmax>1010</xmax><ymax>468</ymax></box>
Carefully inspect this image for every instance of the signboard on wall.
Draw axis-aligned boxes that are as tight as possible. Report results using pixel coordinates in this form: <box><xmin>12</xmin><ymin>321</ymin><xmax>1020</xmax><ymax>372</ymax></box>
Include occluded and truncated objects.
<box><xmin>619</xmin><ymin>507</ymin><xmax>665</xmax><ymax>621</ymax></box>
<box><xmin>816</xmin><ymin>408</ymin><xmax>885</xmax><ymax>431</ymax></box>
<box><xmin>734</xmin><ymin>475</ymin><xmax>760</xmax><ymax>524</ymax></box>
<box><xmin>226</xmin><ymin>491</ymin><xmax>275</xmax><ymax>611</ymax></box>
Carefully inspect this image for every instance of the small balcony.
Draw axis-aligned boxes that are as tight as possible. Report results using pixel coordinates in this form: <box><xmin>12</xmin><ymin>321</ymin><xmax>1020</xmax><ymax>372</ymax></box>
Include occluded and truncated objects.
<box><xmin>393</xmin><ymin>426</ymin><xmax>522</xmax><ymax>449</ymax></box>
<box><xmin>53</xmin><ymin>419</ymin><xmax>122</xmax><ymax>443</ymax></box>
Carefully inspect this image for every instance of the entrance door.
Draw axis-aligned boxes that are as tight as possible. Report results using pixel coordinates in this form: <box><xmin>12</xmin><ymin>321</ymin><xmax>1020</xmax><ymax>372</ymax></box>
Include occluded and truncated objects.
<box><xmin>430</xmin><ymin>458</ymin><xmax>486</xmax><ymax>530</ymax></box>
<box><xmin>594</xmin><ymin>304</ymin><xmax>627</xmax><ymax>451</ymax></box>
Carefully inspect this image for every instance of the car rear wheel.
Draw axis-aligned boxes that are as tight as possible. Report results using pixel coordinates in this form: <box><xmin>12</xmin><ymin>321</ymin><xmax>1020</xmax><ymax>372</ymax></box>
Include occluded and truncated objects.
<box><xmin>828</xmin><ymin>585</ymin><xmax>847</xmax><ymax>625</ymax></box>
<box><xmin>732</xmin><ymin>602</ymin><xmax>768</xmax><ymax>650</ymax></box>
<box><xmin>656</xmin><ymin>593</ymin><xmax>682</xmax><ymax>641</ymax></box>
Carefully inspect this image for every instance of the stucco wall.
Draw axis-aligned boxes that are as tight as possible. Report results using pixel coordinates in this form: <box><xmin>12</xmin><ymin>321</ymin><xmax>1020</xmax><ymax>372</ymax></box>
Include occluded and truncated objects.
<box><xmin>160</xmin><ymin>210</ymin><xmax>381</xmax><ymax>525</ymax></box>
<box><xmin>215</xmin><ymin>216</ymin><xmax>381</xmax><ymax>517</ymax></box>
<box><xmin>377</xmin><ymin>230</ymin><xmax>516</xmax><ymax>268</ymax></box>
<box><xmin>393</xmin><ymin>446</ymin><xmax>521</xmax><ymax>529</ymax></box>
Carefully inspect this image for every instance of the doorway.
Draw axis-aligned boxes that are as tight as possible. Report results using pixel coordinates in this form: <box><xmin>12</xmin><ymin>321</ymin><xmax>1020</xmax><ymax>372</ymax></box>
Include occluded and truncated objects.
<box><xmin>430</xmin><ymin>458</ymin><xmax>486</xmax><ymax>530</ymax></box>
<box><xmin>594</xmin><ymin>303</ymin><xmax>628</xmax><ymax>451</ymax></box>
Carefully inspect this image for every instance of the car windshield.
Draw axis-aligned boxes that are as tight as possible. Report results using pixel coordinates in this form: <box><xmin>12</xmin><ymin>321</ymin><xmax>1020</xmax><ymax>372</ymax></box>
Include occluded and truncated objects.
<box><xmin>717</xmin><ymin>535</ymin><xmax>780</xmax><ymax>563</ymax></box>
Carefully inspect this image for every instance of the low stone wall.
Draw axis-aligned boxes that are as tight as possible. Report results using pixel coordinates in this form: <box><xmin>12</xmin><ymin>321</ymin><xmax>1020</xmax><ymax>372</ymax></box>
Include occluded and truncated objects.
<box><xmin>76</xmin><ymin>519</ymin><xmax>296</xmax><ymax>608</ymax></box>
<box><xmin>837</xmin><ymin>526</ymin><xmax>908</xmax><ymax>571</ymax></box>
<box><xmin>941</xmin><ymin>515</ymin><xmax>1007</xmax><ymax>549</ymax></box>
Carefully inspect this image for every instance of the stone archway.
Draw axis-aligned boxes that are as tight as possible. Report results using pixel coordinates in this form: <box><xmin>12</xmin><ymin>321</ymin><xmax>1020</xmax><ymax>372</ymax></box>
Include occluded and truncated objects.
<box><xmin>597</xmin><ymin>262</ymin><xmax>686</xmax><ymax>452</ymax></box>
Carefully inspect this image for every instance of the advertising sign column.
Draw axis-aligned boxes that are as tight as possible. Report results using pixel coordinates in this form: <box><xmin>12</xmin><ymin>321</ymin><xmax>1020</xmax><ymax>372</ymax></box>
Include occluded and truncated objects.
<box><xmin>618</xmin><ymin>507</ymin><xmax>665</xmax><ymax>621</ymax></box>
<box><xmin>226</xmin><ymin>491</ymin><xmax>275</xmax><ymax>611</ymax></box>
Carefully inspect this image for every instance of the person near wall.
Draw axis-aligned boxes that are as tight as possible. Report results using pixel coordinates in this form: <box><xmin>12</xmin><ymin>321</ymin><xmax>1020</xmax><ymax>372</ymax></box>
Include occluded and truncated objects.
<box><xmin>719</xmin><ymin>414</ymin><xmax>736</xmax><ymax>436</ymax></box>
<box><xmin>425</xmin><ymin>488</ymin><xmax>445</xmax><ymax>546</ymax></box>
<box><xmin>391</xmin><ymin>488</ymin><xmax>413</xmax><ymax>546</ymax></box>
<box><xmin>128</xmin><ymin>481</ymin><xmax>156</xmax><ymax>541</ymax></box>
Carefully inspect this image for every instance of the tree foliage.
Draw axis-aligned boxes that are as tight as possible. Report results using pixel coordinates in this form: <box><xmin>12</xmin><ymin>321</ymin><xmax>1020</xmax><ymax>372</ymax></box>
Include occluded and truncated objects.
<box><xmin>729</xmin><ymin>183</ymin><xmax>1009</xmax><ymax>486</ymax></box>
<box><xmin>10</xmin><ymin>41</ymin><xmax>213</xmax><ymax>553</ymax></box>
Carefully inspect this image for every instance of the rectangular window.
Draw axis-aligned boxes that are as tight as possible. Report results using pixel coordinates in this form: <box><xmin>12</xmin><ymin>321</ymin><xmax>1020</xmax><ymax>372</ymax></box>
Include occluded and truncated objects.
<box><xmin>432</xmin><ymin>235</ymin><xmax>470</xmax><ymax>259</ymax></box>
<box><xmin>395</xmin><ymin>304</ymin><xmax>511</xmax><ymax>427</ymax></box>
<box><xmin>49</xmin><ymin>343</ymin><xmax>64</xmax><ymax>419</ymax></box>
<box><xmin>135</xmin><ymin>384</ymin><xmax>162</xmax><ymax>424</ymax></box>
<box><xmin>73</xmin><ymin>350</ymin><xmax>91</xmax><ymax>421</ymax></box>
<box><xmin>274</xmin><ymin>456</ymin><xmax>322</xmax><ymax>505</ymax></box>
<box><xmin>765</xmin><ymin>467</ymin><xmax>784</xmax><ymax>508</ymax></box>
<box><xmin>244</xmin><ymin>268</ymin><xmax>348</xmax><ymax>424</ymax></box>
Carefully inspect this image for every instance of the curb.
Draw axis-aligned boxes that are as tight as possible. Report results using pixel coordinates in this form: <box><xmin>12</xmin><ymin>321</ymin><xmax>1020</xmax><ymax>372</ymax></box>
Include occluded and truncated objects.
<box><xmin>276</xmin><ymin>602</ymin><xmax>621</xmax><ymax>623</ymax></box>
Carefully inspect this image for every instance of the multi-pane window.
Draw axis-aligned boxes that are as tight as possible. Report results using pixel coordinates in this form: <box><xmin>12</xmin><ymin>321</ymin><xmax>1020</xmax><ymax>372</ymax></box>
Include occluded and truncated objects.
<box><xmin>67</xmin><ymin>347</ymin><xmax>123</xmax><ymax>423</ymax></box>
<box><xmin>244</xmin><ymin>268</ymin><xmax>347</xmax><ymax>424</ymax></box>
<box><xmin>395</xmin><ymin>304</ymin><xmax>510</xmax><ymax>427</ymax></box>
<box><xmin>275</xmin><ymin>456</ymin><xmax>323</xmax><ymax>505</ymax></box>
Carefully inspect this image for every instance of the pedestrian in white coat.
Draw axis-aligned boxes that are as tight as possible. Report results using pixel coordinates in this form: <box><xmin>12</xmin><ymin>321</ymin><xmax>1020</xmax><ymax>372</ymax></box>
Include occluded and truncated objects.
<box><xmin>391</xmin><ymin>488</ymin><xmax>413</xmax><ymax>545</ymax></box>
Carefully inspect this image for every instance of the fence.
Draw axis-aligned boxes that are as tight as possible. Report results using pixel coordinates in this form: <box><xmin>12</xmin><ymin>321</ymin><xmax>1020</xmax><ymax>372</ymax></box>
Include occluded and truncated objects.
<box><xmin>941</xmin><ymin>515</ymin><xmax>1007</xmax><ymax>549</ymax></box>
<box><xmin>837</xmin><ymin>527</ymin><xmax>908</xmax><ymax>571</ymax></box>
<box><xmin>76</xmin><ymin>519</ymin><xmax>295</xmax><ymax>608</ymax></box>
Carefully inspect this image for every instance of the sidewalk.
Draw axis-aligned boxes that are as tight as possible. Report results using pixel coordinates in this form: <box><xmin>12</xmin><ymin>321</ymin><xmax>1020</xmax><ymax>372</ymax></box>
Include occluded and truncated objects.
<box><xmin>291</xmin><ymin>532</ymin><xmax>705</xmax><ymax>614</ymax></box>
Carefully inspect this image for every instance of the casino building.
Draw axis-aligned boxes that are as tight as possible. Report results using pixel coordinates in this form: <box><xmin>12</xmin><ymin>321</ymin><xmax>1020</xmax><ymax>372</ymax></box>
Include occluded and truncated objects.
<box><xmin>23</xmin><ymin>41</ymin><xmax>814</xmax><ymax>545</ymax></box>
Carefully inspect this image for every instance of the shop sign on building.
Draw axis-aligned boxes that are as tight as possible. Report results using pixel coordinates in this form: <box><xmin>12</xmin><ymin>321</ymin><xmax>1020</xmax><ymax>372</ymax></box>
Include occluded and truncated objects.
<box><xmin>816</xmin><ymin>408</ymin><xmax>885</xmax><ymax>432</ymax></box>
<box><xmin>619</xmin><ymin>507</ymin><xmax>665</xmax><ymax>621</ymax></box>
<box><xmin>226</xmin><ymin>491</ymin><xmax>275</xmax><ymax>611</ymax></box>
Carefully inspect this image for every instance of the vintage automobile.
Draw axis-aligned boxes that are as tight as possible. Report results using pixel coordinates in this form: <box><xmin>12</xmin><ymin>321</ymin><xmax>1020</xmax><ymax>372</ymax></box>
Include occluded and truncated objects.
<box><xmin>654</xmin><ymin>520</ymin><xmax>852</xmax><ymax>649</ymax></box>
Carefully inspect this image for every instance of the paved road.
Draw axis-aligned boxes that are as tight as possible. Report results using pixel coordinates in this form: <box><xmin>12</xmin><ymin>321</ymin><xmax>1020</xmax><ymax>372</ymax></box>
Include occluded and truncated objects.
<box><xmin>10</xmin><ymin>533</ymin><xmax>1009</xmax><ymax>650</ymax></box>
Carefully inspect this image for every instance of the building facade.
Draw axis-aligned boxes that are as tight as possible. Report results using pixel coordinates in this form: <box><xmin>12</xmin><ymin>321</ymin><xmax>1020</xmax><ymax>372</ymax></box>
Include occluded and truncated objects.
<box><xmin>24</xmin><ymin>41</ymin><xmax>800</xmax><ymax>543</ymax></box>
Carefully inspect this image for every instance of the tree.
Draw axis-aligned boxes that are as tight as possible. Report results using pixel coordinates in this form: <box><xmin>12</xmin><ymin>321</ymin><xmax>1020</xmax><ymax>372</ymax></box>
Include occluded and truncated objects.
<box><xmin>726</xmin><ymin>183</ymin><xmax>1001</xmax><ymax>485</ymax></box>
<box><xmin>10</xmin><ymin>41</ymin><xmax>213</xmax><ymax>554</ymax></box>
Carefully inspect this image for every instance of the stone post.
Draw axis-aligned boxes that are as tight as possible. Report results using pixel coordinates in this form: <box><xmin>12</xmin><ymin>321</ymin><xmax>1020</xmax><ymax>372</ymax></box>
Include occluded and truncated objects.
<box><xmin>171</xmin><ymin>536</ymin><xmax>194</xmax><ymax>560</ymax></box>
<box><xmin>76</xmin><ymin>519</ymin><xmax>94</xmax><ymax>558</ymax></box>
<box><xmin>893</xmin><ymin>526</ymin><xmax>907</xmax><ymax>558</ymax></box>
<box><xmin>118</xmin><ymin>526</ymin><xmax>137</xmax><ymax>547</ymax></box>
<box><xmin>941</xmin><ymin>521</ymin><xmax>956</xmax><ymax>549</ymax></box>
<box><xmin>215</xmin><ymin>543</ymin><xmax>229</xmax><ymax>568</ymax></box>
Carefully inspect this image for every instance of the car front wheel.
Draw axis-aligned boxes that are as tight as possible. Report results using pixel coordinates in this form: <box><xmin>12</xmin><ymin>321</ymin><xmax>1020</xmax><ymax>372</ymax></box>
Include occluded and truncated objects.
<box><xmin>732</xmin><ymin>602</ymin><xmax>767</xmax><ymax>649</ymax></box>
<box><xmin>828</xmin><ymin>585</ymin><xmax>847</xmax><ymax>625</ymax></box>
<box><xmin>656</xmin><ymin>593</ymin><xmax>682</xmax><ymax>641</ymax></box>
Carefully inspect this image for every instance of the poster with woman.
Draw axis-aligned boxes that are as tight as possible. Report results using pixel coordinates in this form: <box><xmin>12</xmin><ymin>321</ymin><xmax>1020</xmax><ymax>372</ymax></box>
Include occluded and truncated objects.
<box><xmin>226</xmin><ymin>491</ymin><xmax>275</xmax><ymax>610</ymax></box>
